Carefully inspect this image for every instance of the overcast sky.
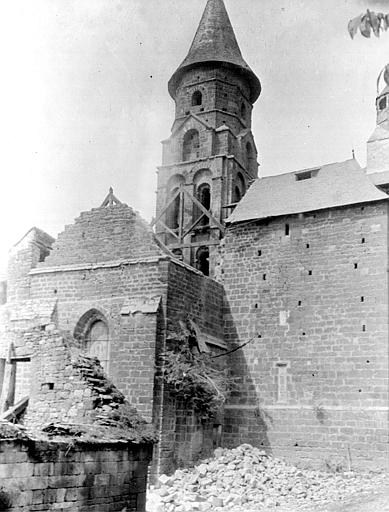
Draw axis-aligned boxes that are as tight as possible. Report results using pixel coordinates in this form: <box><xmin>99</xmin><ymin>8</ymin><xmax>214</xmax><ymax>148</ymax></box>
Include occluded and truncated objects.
<box><xmin>0</xmin><ymin>0</ymin><xmax>387</xmax><ymax>276</ymax></box>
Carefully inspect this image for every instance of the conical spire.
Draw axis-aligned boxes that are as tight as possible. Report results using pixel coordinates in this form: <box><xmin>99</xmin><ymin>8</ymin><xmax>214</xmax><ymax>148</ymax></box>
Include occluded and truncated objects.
<box><xmin>168</xmin><ymin>0</ymin><xmax>261</xmax><ymax>102</ymax></box>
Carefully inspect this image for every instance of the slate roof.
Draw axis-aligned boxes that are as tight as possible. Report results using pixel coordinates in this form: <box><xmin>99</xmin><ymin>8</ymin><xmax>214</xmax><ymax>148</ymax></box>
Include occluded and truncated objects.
<box><xmin>168</xmin><ymin>0</ymin><xmax>261</xmax><ymax>103</ymax></box>
<box><xmin>227</xmin><ymin>159</ymin><xmax>388</xmax><ymax>224</ymax></box>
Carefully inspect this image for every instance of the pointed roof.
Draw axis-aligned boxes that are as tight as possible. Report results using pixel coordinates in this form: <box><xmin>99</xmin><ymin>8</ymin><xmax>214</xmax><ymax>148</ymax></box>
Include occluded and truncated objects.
<box><xmin>168</xmin><ymin>0</ymin><xmax>261</xmax><ymax>103</ymax></box>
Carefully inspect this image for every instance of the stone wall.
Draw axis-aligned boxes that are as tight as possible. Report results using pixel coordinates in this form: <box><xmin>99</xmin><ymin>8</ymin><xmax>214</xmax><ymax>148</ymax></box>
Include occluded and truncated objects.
<box><xmin>23</xmin><ymin>329</ymin><xmax>97</xmax><ymax>429</ymax></box>
<box><xmin>0</xmin><ymin>439</ymin><xmax>152</xmax><ymax>511</ymax></box>
<box><xmin>222</xmin><ymin>202</ymin><xmax>389</xmax><ymax>470</ymax></box>
<box><xmin>154</xmin><ymin>263</ymin><xmax>226</xmax><ymax>475</ymax></box>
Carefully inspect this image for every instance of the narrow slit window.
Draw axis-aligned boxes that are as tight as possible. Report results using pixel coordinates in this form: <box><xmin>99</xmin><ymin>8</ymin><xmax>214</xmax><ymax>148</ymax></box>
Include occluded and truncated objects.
<box><xmin>276</xmin><ymin>363</ymin><xmax>288</xmax><ymax>403</ymax></box>
<box><xmin>285</xmin><ymin>224</ymin><xmax>290</xmax><ymax>236</ymax></box>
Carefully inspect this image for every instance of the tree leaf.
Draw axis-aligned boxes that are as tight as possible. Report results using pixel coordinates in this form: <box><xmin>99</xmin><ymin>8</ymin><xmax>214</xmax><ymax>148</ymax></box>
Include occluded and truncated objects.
<box><xmin>348</xmin><ymin>14</ymin><xmax>363</xmax><ymax>39</ymax></box>
<box><xmin>377</xmin><ymin>13</ymin><xmax>386</xmax><ymax>31</ymax></box>
<box><xmin>360</xmin><ymin>14</ymin><xmax>372</xmax><ymax>37</ymax></box>
<box><xmin>368</xmin><ymin>10</ymin><xmax>381</xmax><ymax>37</ymax></box>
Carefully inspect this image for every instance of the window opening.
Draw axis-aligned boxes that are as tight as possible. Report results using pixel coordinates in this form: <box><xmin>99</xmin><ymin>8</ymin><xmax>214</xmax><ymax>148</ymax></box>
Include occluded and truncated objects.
<box><xmin>246</xmin><ymin>141</ymin><xmax>254</xmax><ymax>170</ymax></box>
<box><xmin>276</xmin><ymin>363</ymin><xmax>288</xmax><ymax>403</ymax></box>
<box><xmin>233</xmin><ymin>186</ymin><xmax>241</xmax><ymax>203</ymax></box>
<box><xmin>378</xmin><ymin>96</ymin><xmax>387</xmax><ymax>111</ymax></box>
<box><xmin>295</xmin><ymin>171</ymin><xmax>312</xmax><ymax>181</ymax></box>
<box><xmin>183</xmin><ymin>129</ymin><xmax>200</xmax><ymax>161</ymax></box>
<box><xmin>196</xmin><ymin>246</ymin><xmax>210</xmax><ymax>276</ymax></box>
<box><xmin>166</xmin><ymin>187</ymin><xmax>182</xmax><ymax>230</ymax></box>
<box><xmin>241</xmin><ymin>102</ymin><xmax>246</xmax><ymax>119</ymax></box>
<box><xmin>172</xmin><ymin>248</ymin><xmax>183</xmax><ymax>261</ymax></box>
<box><xmin>285</xmin><ymin>224</ymin><xmax>290</xmax><ymax>236</ymax></box>
<box><xmin>194</xmin><ymin>183</ymin><xmax>211</xmax><ymax>227</ymax></box>
<box><xmin>85</xmin><ymin>319</ymin><xmax>109</xmax><ymax>372</ymax></box>
<box><xmin>39</xmin><ymin>247</ymin><xmax>50</xmax><ymax>263</ymax></box>
<box><xmin>295</xmin><ymin>168</ymin><xmax>319</xmax><ymax>181</ymax></box>
<box><xmin>192</xmin><ymin>91</ymin><xmax>202</xmax><ymax>106</ymax></box>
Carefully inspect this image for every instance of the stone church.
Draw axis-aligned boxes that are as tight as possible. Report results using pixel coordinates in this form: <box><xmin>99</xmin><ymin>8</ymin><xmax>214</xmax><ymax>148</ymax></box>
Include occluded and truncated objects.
<box><xmin>0</xmin><ymin>0</ymin><xmax>388</xmax><ymax>475</ymax></box>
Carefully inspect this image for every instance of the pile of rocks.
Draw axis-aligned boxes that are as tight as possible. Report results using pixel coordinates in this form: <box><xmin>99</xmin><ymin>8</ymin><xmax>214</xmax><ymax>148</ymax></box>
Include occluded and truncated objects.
<box><xmin>147</xmin><ymin>444</ymin><xmax>388</xmax><ymax>512</ymax></box>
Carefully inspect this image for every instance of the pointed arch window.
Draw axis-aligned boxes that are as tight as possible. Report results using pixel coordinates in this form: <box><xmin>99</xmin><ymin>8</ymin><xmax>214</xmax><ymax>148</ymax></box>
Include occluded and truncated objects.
<box><xmin>183</xmin><ymin>129</ymin><xmax>200</xmax><ymax>162</ymax></box>
<box><xmin>192</xmin><ymin>91</ymin><xmax>202</xmax><ymax>106</ymax></box>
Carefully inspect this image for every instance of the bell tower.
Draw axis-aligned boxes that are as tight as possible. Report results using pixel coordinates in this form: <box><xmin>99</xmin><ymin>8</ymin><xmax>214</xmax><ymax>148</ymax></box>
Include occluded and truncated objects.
<box><xmin>153</xmin><ymin>0</ymin><xmax>261</xmax><ymax>276</ymax></box>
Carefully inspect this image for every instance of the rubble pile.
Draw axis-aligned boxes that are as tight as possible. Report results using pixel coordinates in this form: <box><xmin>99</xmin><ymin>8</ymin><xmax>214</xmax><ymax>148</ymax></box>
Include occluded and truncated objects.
<box><xmin>148</xmin><ymin>444</ymin><xmax>388</xmax><ymax>512</ymax></box>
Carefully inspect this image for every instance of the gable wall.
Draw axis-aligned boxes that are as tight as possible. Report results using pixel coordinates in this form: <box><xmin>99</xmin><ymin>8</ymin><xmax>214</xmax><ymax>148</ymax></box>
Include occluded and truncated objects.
<box><xmin>222</xmin><ymin>201</ymin><xmax>389</xmax><ymax>470</ymax></box>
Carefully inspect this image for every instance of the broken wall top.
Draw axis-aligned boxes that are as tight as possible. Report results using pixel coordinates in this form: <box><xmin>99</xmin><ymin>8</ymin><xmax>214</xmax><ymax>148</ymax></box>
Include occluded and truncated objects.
<box><xmin>38</xmin><ymin>203</ymin><xmax>164</xmax><ymax>268</ymax></box>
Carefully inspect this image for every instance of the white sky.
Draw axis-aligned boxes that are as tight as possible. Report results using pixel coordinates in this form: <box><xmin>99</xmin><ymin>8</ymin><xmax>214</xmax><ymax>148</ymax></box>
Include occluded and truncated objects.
<box><xmin>0</xmin><ymin>0</ymin><xmax>387</xmax><ymax>276</ymax></box>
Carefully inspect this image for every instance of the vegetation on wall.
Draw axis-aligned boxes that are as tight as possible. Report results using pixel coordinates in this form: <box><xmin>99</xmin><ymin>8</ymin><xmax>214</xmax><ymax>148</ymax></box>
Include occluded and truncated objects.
<box><xmin>162</xmin><ymin>325</ymin><xmax>232</xmax><ymax>420</ymax></box>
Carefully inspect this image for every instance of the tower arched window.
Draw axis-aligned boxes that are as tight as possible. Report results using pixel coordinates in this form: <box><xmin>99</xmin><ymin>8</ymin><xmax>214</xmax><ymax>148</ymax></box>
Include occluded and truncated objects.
<box><xmin>195</xmin><ymin>183</ymin><xmax>211</xmax><ymax>226</ymax></box>
<box><xmin>233</xmin><ymin>186</ymin><xmax>241</xmax><ymax>203</ymax></box>
<box><xmin>241</xmin><ymin>102</ymin><xmax>246</xmax><ymax>119</ymax></box>
<box><xmin>192</xmin><ymin>91</ymin><xmax>202</xmax><ymax>106</ymax></box>
<box><xmin>246</xmin><ymin>141</ymin><xmax>254</xmax><ymax>171</ymax></box>
<box><xmin>183</xmin><ymin>129</ymin><xmax>200</xmax><ymax>162</ymax></box>
<box><xmin>196</xmin><ymin>246</ymin><xmax>209</xmax><ymax>276</ymax></box>
<box><xmin>166</xmin><ymin>187</ymin><xmax>182</xmax><ymax>230</ymax></box>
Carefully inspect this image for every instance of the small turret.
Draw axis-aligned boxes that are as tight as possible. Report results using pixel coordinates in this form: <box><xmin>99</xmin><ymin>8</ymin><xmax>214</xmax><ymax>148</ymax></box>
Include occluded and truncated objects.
<box><xmin>367</xmin><ymin>65</ymin><xmax>389</xmax><ymax>179</ymax></box>
<box><xmin>375</xmin><ymin>65</ymin><xmax>389</xmax><ymax>128</ymax></box>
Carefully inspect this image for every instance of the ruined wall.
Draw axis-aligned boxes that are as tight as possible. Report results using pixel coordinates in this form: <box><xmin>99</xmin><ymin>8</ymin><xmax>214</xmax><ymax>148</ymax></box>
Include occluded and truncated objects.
<box><xmin>222</xmin><ymin>202</ymin><xmax>389</xmax><ymax>471</ymax></box>
<box><xmin>0</xmin><ymin>439</ymin><xmax>152</xmax><ymax>512</ymax></box>
<box><xmin>26</xmin><ymin>261</ymin><xmax>167</xmax><ymax>421</ymax></box>
<box><xmin>9</xmin><ymin>204</ymin><xmax>169</xmax><ymax>421</ymax></box>
<box><xmin>154</xmin><ymin>263</ymin><xmax>226</xmax><ymax>475</ymax></box>
<box><xmin>24</xmin><ymin>329</ymin><xmax>98</xmax><ymax>429</ymax></box>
